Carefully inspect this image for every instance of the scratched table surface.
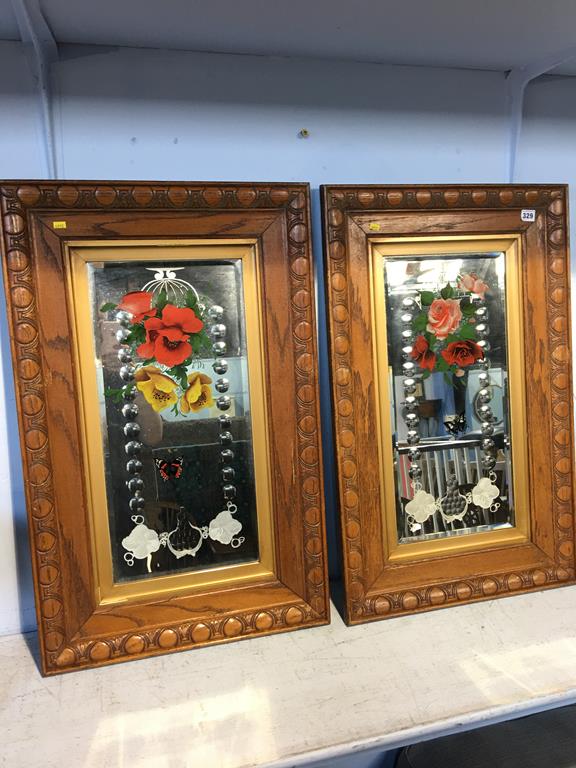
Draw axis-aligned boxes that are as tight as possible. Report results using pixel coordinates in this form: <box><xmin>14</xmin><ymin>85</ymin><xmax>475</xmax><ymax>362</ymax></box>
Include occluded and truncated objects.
<box><xmin>3</xmin><ymin>587</ymin><xmax>576</xmax><ymax>768</ymax></box>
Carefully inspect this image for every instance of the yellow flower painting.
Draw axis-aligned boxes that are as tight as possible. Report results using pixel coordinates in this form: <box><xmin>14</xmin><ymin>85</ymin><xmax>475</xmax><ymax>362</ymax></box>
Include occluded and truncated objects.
<box><xmin>135</xmin><ymin>366</ymin><xmax>179</xmax><ymax>412</ymax></box>
<box><xmin>180</xmin><ymin>372</ymin><xmax>214</xmax><ymax>414</ymax></box>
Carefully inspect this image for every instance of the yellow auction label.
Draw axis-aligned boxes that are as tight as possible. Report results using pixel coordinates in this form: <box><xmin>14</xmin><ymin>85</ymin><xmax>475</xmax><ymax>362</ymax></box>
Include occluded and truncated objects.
<box><xmin>52</xmin><ymin>221</ymin><xmax>67</xmax><ymax>229</ymax></box>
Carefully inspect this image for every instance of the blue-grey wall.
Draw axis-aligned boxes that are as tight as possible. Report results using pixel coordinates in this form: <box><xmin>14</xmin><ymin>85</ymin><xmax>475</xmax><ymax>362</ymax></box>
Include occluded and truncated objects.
<box><xmin>0</xmin><ymin>40</ymin><xmax>573</xmax><ymax>636</ymax></box>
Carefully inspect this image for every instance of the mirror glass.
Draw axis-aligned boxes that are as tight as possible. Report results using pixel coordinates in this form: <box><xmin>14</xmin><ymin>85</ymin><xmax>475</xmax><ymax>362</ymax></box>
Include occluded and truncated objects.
<box><xmin>89</xmin><ymin>258</ymin><xmax>260</xmax><ymax>582</ymax></box>
<box><xmin>383</xmin><ymin>251</ymin><xmax>516</xmax><ymax>543</ymax></box>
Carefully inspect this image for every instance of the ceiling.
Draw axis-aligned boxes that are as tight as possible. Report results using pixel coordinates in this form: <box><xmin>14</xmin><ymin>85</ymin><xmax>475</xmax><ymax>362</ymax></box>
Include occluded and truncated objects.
<box><xmin>3</xmin><ymin>0</ymin><xmax>576</xmax><ymax>75</ymax></box>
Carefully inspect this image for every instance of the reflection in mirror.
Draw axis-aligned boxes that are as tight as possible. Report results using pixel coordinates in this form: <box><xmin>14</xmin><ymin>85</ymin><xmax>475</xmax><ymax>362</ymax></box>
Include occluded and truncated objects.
<box><xmin>89</xmin><ymin>258</ymin><xmax>260</xmax><ymax>582</ymax></box>
<box><xmin>383</xmin><ymin>252</ymin><xmax>515</xmax><ymax>543</ymax></box>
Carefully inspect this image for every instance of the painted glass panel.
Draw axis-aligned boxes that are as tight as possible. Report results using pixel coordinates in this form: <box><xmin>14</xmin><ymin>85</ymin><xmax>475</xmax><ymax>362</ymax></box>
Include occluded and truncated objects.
<box><xmin>383</xmin><ymin>252</ymin><xmax>515</xmax><ymax>543</ymax></box>
<box><xmin>90</xmin><ymin>259</ymin><xmax>259</xmax><ymax>581</ymax></box>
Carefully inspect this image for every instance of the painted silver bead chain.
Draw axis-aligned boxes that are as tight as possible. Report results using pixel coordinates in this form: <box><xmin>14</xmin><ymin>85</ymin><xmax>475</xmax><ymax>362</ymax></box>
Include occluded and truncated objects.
<box><xmin>208</xmin><ymin>304</ymin><xmax>238</xmax><ymax>503</ymax></box>
<box><xmin>400</xmin><ymin>295</ymin><xmax>424</xmax><ymax>487</ymax></box>
<box><xmin>474</xmin><ymin>303</ymin><xmax>498</xmax><ymax>474</ymax></box>
<box><xmin>116</xmin><ymin>310</ymin><xmax>146</xmax><ymax>514</ymax></box>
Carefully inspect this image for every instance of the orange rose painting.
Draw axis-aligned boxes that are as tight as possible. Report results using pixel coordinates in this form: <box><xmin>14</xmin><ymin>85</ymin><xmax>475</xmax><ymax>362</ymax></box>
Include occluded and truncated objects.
<box><xmin>426</xmin><ymin>298</ymin><xmax>462</xmax><ymax>340</ymax></box>
<box><xmin>406</xmin><ymin>276</ymin><xmax>488</xmax><ymax>384</ymax></box>
<box><xmin>458</xmin><ymin>272</ymin><xmax>489</xmax><ymax>299</ymax></box>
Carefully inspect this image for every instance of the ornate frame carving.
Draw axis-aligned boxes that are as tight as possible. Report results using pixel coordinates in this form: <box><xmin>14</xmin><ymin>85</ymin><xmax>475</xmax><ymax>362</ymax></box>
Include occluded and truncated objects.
<box><xmin>1</xmin><ymin>181</ymin><xmax>328</xmax><ymax>673</ymax></box>
<box><xmin>322</xmin><ymin>184</ymin><xmax>575</xmax><ymax>623</ymax></box>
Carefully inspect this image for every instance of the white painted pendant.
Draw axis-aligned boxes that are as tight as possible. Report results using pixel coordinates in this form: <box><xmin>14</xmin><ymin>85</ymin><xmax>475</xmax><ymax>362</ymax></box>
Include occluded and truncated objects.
<box><xmin>471</xmin><ymin>476</ymin><xmax>500</xmax><ymax>511</ymax></box>
<box><xmin>438</xmin><ymin>476</ymin><xmax>469</xmax><ymax>524</ymax></box>
<box><xmin>141</xmin><ymin>266</ymin><xmax>200</xmax><ymax>304</ymax></box>
<box><xmin>405</xmin><ymin>489</ymin><xmax>437</xmax><ymax>524</ymax></box>
<box><xmin>122</xmin><ymin>516</ymin><xmax>161</xmax><ymax>572</ymax></box>
<box><xmin>163</xmin><ymin>518</ymin><xmax>207</xmax><ymax>559</ymax></box>
<box><xmin>123</xmin><ymin>502</ymin><xmax>245</xmax><ymax>568</ymax></box>
<box><xmin>209</xmin><ymin>503</ymin><xmax>244</xmax><ymax>547</ymax></box>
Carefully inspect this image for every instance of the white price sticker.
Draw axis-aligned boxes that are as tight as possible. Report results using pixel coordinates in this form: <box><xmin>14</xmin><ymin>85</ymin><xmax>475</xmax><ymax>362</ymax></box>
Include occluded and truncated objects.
<box><xmin>521</xmin><ymin>209</ymin><xmax>536</xmax><ymax>222</ymax></box>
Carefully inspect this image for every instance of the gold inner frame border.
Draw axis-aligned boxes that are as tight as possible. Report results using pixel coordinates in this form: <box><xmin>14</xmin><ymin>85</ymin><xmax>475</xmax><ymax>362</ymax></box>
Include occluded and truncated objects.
<box><xmin>370</xmin><ymin>234</ymin><xmax>530</xmax><ymax>562</ymax></box>
<box><xmin>66</xmin><ymin>239</ymin><xmax>276</xmax><ymax>605</ymax></box>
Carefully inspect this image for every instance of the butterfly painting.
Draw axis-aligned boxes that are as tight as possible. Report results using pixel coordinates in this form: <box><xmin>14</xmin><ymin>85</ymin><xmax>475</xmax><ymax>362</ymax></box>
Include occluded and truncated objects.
<box><xmin>155</xmin><ymin>456</ymin><xmax>184</xmax><ymax>481</ymax></box>
<box><xmin>444</xmin><ymin>412</ymin><xmax>467</xmax><ymax>436</ymax></box>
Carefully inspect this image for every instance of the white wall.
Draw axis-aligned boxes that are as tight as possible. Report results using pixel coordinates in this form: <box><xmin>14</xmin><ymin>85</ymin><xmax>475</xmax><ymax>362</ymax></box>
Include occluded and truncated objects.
<box><xmin>0</xmin><ymin>41</ymin><xmax>572</xmax><ymax>636</ymax></box>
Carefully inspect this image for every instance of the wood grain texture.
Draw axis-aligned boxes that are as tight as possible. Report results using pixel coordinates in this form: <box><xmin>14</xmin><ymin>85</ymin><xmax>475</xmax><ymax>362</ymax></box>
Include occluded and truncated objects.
<box><xmin>321</xmin><ymin>184</ymin><xmax>575</xmax><ymax>623</ymax></box>
<box><xmin>0</xmin><ymin>181</ymin><xmax>328</xmax><ymax>673</ymax></box>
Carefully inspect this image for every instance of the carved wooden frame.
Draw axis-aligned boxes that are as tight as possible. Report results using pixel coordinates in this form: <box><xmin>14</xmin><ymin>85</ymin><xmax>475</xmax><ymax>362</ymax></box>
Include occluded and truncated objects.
<box><xmin>322</xmin><ymin>184</ymin><xmax>575</xmax><ymax>623</ymax></box>
<box><xmin>1</xmin><ymin>180</ymin><xmax>328</xmax><ymax>673</ymax></box>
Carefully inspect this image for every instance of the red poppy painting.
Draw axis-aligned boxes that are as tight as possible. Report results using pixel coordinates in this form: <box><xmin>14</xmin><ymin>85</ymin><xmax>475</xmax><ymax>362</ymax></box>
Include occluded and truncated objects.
<box><xmin>137</xmin><ymin>305</ymin><xmax>204</xmax><ymax>366</ymax></box>
<box><xmin>116</xmin><ymin>291</ymin><xmax>158</xmax><ymax>323</ymax></box>
<box><xmin>100</xmin><ymin>289</ymin><xmax>212</xmax><ymax>414</ymax></box>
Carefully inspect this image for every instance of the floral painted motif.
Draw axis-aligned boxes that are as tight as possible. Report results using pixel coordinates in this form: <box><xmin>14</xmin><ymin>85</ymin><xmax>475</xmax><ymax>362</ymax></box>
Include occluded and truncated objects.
<box><xmin>426</xmin><ymin>298</ymin><xmax>462</xmax><ymax>340</ymax></box>
<box><xmin>122</xmin><ymin>520</ymin><xmax>161</xmax><ymax>571</ymax></box>
<box><xmin>116</xmin><ymin>291</ymin><xmax>157</xmax><ymax>323</ymax></box>
<box><xmin>407</xmin><ymin>276</ymin><xmax>487</xmax><ymax>384</ymax></box>
<box><xmin>209</xmin><ymin>509</ymin><xmax>243</xmax><ymax>545</ymax></box>
<box><xmin>101</xmin><ymin>283</ymin><xmax>214</xmax><ymax>416</ymax></box>
<box><xmin>458</xmin><ymin>272</ymin><xmax>489</xmax><ymax>299</ymax></box>
<box><xmin>135</xmin><ymin>366</ymin><xmax>179</xmax><ymax>412</ymax></box>
<box><xmin>410</xmin><ymin>334</ymin><xmax>436</xmax><ymax>372</ymax></box>
<box><xmin>107</xmin><ymin>273</ymin><xmax>245</xmax><ymax>572</ymax></box>
<box><xmin>180</xmin><ymin>372</ymin><xmax>214</xmax><ymax>414</ymax></box>
<box><xmin>405</xmin><ymin>489</ymin><xmax>438</xmax><ymax>524</ymax></box>
<box><xmin>441</xmin><ymin>339</ymin><xmax>484</xmax><ymax>368</ymax></box>
<box><xmin>471</xmin><ymin>476</ymin><xmax>500</xmax><ymax>509</ymax></box>
<box><xmin>137</xmin><ymin>305</ymin><xmax>204</xmax><ymax>367</ymax></box>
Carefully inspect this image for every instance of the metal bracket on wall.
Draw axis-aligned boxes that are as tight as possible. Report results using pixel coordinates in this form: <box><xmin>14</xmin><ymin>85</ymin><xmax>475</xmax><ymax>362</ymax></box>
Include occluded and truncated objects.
<box><xmin>507</xmin><ymin>46</ymin><xmax>576</xmax><ymax>183</ymax></box>
<box><xmin>11</xmin><ymin>0</ymin><xmax>58</xmax><ymax>178</ymax></box>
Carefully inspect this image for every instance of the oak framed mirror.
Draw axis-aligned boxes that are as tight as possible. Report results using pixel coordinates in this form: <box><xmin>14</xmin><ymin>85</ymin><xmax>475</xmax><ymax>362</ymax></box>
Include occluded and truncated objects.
<box><xmin>322</xmin><ymin>184</ymin><xmax>575</xmax><ymax>623</ymax></box>
<box><xmin>1</xmin><ymin>180</ymin><xmax>328</xmax><ymax>673</ymax></box>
